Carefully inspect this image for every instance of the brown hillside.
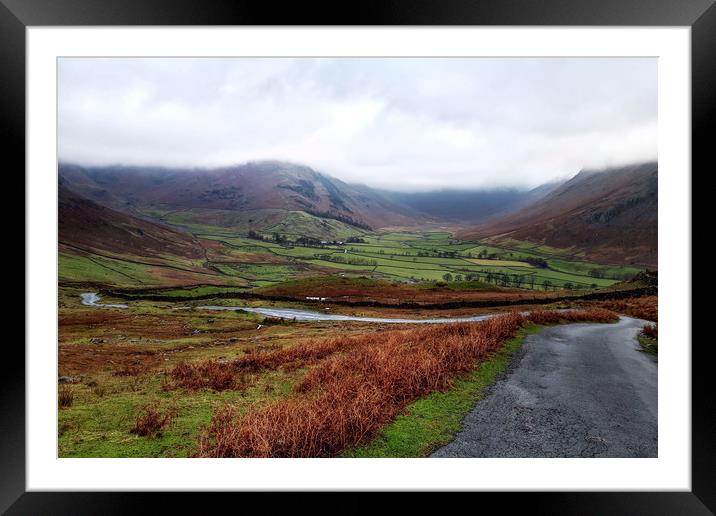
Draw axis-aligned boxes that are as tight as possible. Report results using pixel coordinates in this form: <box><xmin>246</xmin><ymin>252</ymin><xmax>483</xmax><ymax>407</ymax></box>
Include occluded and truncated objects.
<box><xmin>59</xmin><ymin>185</ymin><xmax>203</xmax><ymax>259</ymax></box>
<box><xmin>458</xmin><ymin>162</ymin><xmax>657</xmax><ymax>267</ymax></box>
<box><xmin>59</xmin><ymin>161</ymin><xmax>426</xmax><ymax>230</ymax></box>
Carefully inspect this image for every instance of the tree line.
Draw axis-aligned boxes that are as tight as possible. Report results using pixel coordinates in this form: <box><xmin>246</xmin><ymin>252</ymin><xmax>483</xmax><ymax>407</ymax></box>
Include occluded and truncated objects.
<box><xmin>316</xmin><ymin>254</ymin><xmax>378</xmax><ymax>266</ymax></box>
<box><xmin>439</xmin><ymin>271</ymin><xmax>596</xmax><ymax>291</ymax></box>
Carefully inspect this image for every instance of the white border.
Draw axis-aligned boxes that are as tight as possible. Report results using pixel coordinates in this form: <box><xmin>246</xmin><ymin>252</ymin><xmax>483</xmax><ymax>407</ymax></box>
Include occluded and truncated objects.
<box><xmin>27</xmin><ymin>27</ymin><xmax>691</xmax><ymax>491</ymax></box>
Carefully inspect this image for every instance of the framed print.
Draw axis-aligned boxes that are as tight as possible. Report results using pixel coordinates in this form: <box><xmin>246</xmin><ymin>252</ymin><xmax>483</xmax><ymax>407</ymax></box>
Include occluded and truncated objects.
<box><xmin>5</xmin><ymin>0</ymin><xmax>713</xmax><ymax>512</ymax></box>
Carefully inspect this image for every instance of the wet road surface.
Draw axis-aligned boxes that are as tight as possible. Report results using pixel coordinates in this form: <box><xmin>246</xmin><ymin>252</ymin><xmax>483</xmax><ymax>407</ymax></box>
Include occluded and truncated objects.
<box><xmin>431</xmin><ymin>317</ymin><xmax>657</xmax><ymax>458</ymax></box>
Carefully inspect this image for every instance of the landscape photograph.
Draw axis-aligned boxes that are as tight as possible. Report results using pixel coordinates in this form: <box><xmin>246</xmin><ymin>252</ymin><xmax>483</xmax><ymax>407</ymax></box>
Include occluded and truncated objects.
<box><xmin>57</xmin><ymin>57</ymin><xmax>658</xmax><ymax>458</ymax></box>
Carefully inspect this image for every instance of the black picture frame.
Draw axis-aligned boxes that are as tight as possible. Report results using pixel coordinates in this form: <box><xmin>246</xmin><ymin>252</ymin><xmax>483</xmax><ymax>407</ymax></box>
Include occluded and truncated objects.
<box><xmin>4</xmin><ymin>0</ymin><xmax>712</xmax><ymax>512</ymax></box>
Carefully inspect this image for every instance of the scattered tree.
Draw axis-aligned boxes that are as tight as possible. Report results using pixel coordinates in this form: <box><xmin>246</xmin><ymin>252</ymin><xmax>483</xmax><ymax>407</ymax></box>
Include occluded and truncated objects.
<box><xmin>528</xmin><ymin>274</ymin><xmax>536</xmax><ymax>289</ymax></box>
<box><xmin>524</xmin><ymin>257</ymin><xmax>548</xmax><ymax>268</ymax></box>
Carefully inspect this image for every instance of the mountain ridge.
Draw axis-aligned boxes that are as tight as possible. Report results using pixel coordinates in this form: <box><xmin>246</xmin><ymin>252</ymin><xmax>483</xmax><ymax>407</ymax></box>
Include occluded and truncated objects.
<box><xmin>59</xmin><ymin>159</ymin><xmax>657</xmax><ymax>267</ymax></box>
<box><xmin>59</xmin><ymin>160</ymin><xmax>566</xmax><ymax>230</ymax></box>
<box><xmin>457</xmin><ymin>162</ymin><xmax>658</xmax><ymax>267</ymax></box>
<box><xmin>59</xmin><ymin>160</ymin><xmax>429</xmax><ymax>230</ymax></box>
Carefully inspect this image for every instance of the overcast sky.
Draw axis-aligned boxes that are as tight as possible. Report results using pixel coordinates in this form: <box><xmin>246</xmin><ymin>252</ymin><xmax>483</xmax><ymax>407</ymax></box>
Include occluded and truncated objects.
<box><xmin>58</xmin><ymin>57</ymin><xmax>656</xmax><ymax>191</ymax></box>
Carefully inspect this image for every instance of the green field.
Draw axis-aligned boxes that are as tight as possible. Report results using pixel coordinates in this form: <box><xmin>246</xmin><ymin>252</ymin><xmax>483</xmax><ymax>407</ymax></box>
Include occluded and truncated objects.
<box><xmin>148</xmin><ymin>208</ymin><xmax>367</xmax><ymax>242</ymax></box>
<box><xmin>59</xmin><ymin>208</ymin><xmax>643</xmax><ymax>291</ymax></box>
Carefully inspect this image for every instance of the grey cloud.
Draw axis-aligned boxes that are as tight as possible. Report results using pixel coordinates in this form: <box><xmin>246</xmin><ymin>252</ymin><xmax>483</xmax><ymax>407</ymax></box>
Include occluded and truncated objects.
<box><xmin>58</xmin><ymin>57</ymin><xmax>657</xmax><ymax>191</ymax></box>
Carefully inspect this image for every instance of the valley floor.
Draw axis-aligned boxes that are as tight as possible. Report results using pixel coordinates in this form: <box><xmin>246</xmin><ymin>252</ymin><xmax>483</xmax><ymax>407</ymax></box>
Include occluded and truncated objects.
<box><xmin>60</xmin><ymin>230</ymin><xmax>644</xmax><ymax>292</ymax></box>
<box><xmin>57</xmin><ymin>227</ymin><xmax>656</xmax><ymax>458</ymax></box>
<box><xmin>57</xmin><ymin>285</ymin><xmax>656</xmax><ymax>458</ymax></box>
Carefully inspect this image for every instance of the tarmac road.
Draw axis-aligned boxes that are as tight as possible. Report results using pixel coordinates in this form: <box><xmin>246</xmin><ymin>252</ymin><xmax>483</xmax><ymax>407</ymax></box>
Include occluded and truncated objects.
<box><xmin>432</xmin><ymin>316</ymin><xmax>657</xmax><ymax>458</ymax></box>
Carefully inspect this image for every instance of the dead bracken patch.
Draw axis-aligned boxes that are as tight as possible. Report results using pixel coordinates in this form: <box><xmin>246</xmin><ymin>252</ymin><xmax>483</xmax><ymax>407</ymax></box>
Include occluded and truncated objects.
<box><xmin>233</xmin><ymin>335</ymin><xmax>365</xmax><ymax>372</ymax></box>
<box><xmin>526</xmin><ymin>308</ymin><xmax>617</xmax><ymax>325</ymax></box>
<box><xmin>130</xmin><ymin>403</ymin><xmax>177</xmax><ymax>437</ymax></box>
<box><xmin>582</xmin><ymin>296</ymin><xmax>657</xmax><ymax>322</ymax></box>
<box><xmin>641</xmin><ymin>323</ymin><xmax>658</xmax><ymax>339</ymax></box>
<box><xmin>58</xmin><ymin>384</ymin><xmax>74</xmax><ymax>408</ymax></box>
<box><xmin>260</xmin><ymin>277</ymin><xmax>558</xmax><ymax>306</ymax></box>
<box><xmin>165</xmin><ymin>335</ymin><xmax>371</xmax><ymax>392</ymax></box>
<box><xmin>166</xmin><ymin>360</ymin><xmax>250</xmax><ymax>392</ymax></box>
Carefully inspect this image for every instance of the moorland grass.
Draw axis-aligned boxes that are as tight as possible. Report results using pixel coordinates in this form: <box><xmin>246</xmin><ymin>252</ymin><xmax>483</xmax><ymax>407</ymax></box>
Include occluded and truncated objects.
<box><xmin>57</xmin><ymin>369</ymin><xmax>301</xmax><ymax>457</ymax></box>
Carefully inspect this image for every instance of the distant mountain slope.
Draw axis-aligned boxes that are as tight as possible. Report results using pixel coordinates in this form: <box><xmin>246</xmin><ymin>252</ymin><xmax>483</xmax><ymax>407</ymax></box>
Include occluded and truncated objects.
<box><xmin>59</xmin><ymin>161</ymin><xmax>426</xmax><ymax>230</ymax></box>
<box><xmin>382</xmin><ymin>181</ymin><xmax>562</xmax><ymax>223</ymax></box>
<box><xmin>58</xmin><ymin>184</ymin><xmax>203</xmax><ymax>259</ymax></box>
<box><xmin>458</xmin><ymin>162</ymin><xmax>658</xmax><ymax>267</ymax></box>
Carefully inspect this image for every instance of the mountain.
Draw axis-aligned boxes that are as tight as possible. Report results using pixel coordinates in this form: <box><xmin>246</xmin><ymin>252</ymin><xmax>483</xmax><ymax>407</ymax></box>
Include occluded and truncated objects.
<box><xmin>58</xmin><ymin>184</ymin><xmax>203</xmax><ymax>260</ymax></box>
<box><xmin>457</xmin><ymin>162</ymin><xmax>658</xmax><ymax>267</ymax></box>
<box><xmin>59</xmin><ymin>161</ymin><xmax>426</xmax><ymax>230</ymax></box>
<box><xmin>59</xmin><ymin>160</ymin><xmax>569</xmax><ymax>235</ymax></box>
<box><xmin>381</xmin><ymin>181</ymin><xmax>562</xmax><ymax>223</ymax></box>
<box><xmin>60</xmin><ymin>160</ymin><xmax>657</xmax><ymax>267</ymax></box>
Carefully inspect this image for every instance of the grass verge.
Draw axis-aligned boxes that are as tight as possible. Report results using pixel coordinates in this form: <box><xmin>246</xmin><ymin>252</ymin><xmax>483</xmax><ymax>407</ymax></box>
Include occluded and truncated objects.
<box><xmin>342</xmin><ymin>324</ymin><xmax>540</xmax><ymax>457</ymax></box>
<box><xmin>638</xmin><ymin>335</ymin><xmax>658</xmax><ymax>356</ymax></box>
<box><xmin>638</xmin><ymin>323</ymin><xmax>658</xmax><ymax>357</ymax></box>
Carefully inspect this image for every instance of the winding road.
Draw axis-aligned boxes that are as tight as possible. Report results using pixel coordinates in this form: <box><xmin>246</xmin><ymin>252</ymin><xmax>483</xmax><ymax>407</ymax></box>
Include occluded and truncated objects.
<box><xmin>431</xmin><ymin>316</ymin><xmax>657</xmax><ymax>458</ymax></box>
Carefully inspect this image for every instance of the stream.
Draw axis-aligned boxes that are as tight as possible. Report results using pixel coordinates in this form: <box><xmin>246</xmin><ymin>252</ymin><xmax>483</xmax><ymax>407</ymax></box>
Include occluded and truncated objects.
<box><xmin>80</xmin><ymin>292</ymin><xmax>494</xmax><ymax>324</ymax></box>
<box><xmin>195</xmin><ymin>305</ymin><xmax>495</xmax><ymax>324</ymax></box>
<box><xmin>80</xmin><ymin>292</ymin><xmax>129</xmax><ymax>309</ymax></box>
